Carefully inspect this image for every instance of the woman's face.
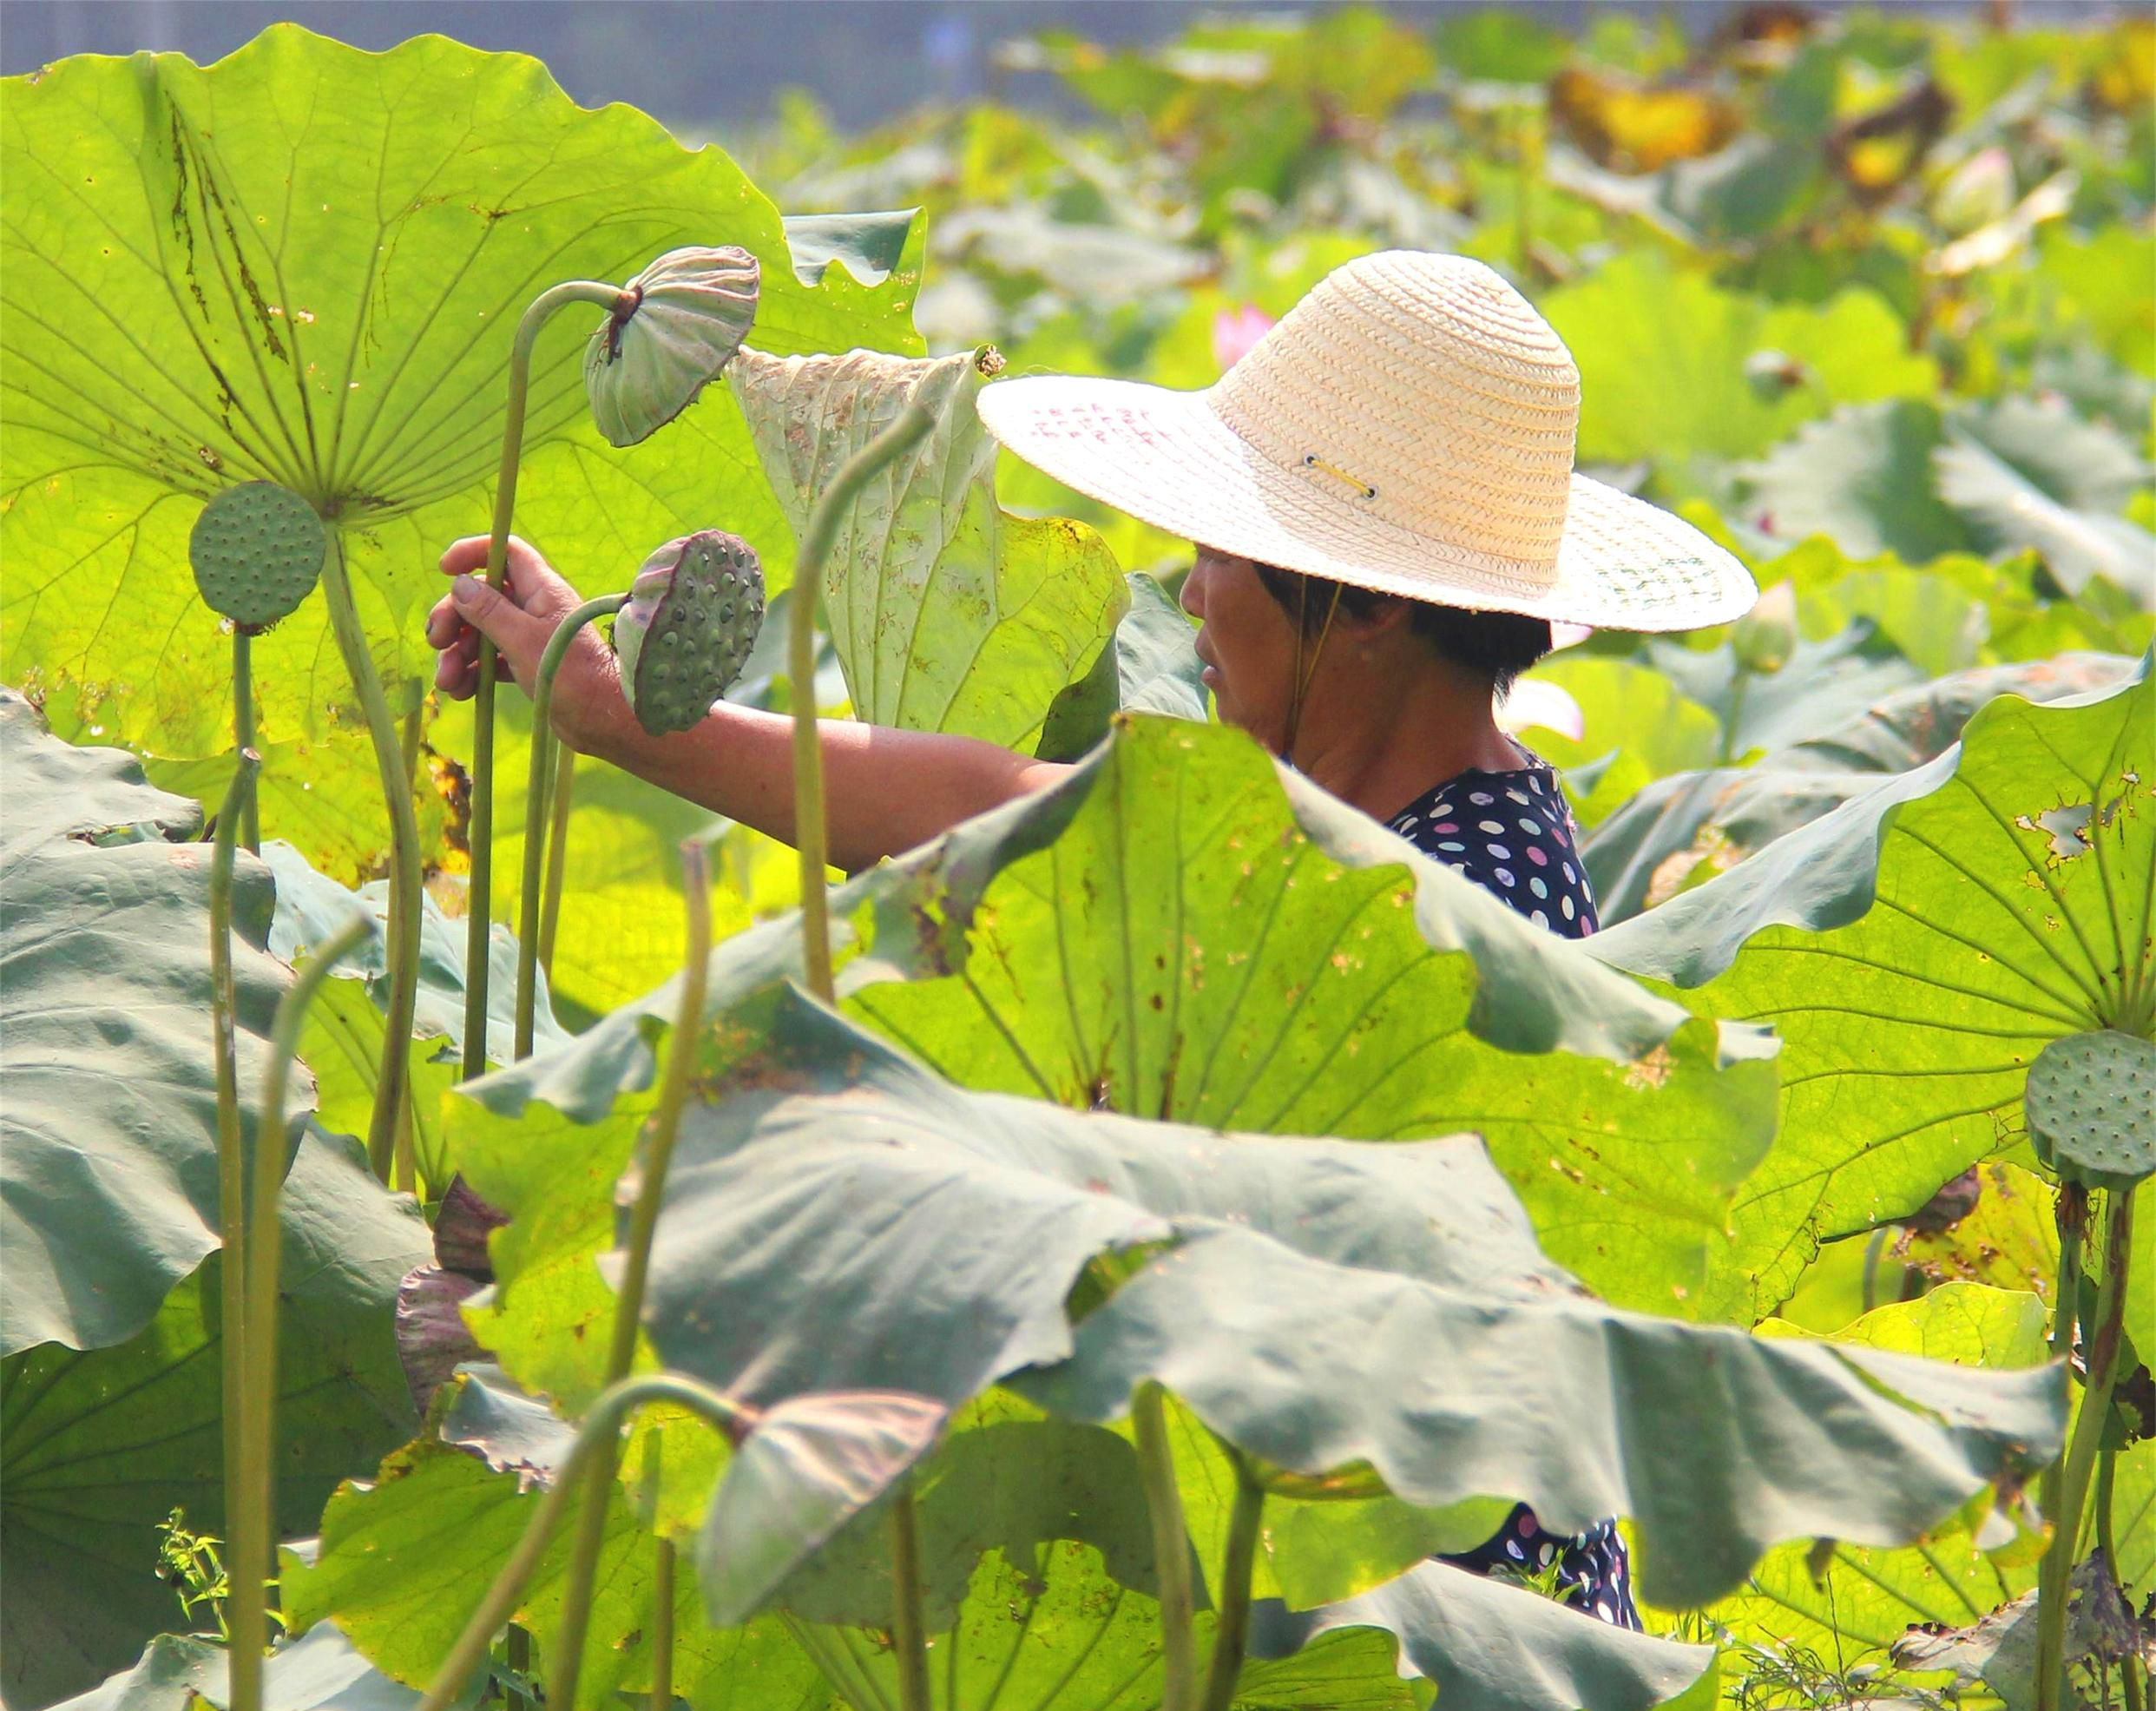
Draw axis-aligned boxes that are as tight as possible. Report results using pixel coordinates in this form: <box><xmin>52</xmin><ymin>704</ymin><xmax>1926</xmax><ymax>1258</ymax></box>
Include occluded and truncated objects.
<box><xmin>1180</xmin><ymin>545</ymin><xmax>1300</xmax><ymax>751</ymax></box>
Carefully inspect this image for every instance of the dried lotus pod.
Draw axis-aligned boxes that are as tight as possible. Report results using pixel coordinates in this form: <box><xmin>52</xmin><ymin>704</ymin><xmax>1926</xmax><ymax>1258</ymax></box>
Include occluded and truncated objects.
<box><xmin>615</xmin><ymin>530</ymin><xmax>767</xmax><ymax>735</ymax></box>
<box><xmin>188</xmin><ymin>481</ymin><xmax>326</xmax><ymax>629</ymax></box>
<box><xmin>584</xmin><ymin>247</ymin><xmax>759</xmax><ymax>448</ymax></box>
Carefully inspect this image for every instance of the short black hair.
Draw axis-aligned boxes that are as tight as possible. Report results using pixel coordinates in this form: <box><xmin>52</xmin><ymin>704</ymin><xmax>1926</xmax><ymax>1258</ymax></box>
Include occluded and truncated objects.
<box><xmin>1252</xmin><ymin>563</ymin><xmax>1554</xmax><ymax>700</ymax></box>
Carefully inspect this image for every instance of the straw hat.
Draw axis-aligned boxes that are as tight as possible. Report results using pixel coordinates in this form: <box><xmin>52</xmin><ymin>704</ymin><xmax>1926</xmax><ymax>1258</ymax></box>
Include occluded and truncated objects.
<box><xmin>976</xmin><ymin>249</ymin><xmax>1756</xmax><ymax>632</ymax></box>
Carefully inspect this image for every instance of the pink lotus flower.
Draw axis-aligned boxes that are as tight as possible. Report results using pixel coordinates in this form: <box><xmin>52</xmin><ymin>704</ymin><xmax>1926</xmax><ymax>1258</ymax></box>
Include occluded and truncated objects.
<box><xmin>1213</xmin><ymin>304</ymin><xmax>1275</xmax><ymax>372</ymax></box>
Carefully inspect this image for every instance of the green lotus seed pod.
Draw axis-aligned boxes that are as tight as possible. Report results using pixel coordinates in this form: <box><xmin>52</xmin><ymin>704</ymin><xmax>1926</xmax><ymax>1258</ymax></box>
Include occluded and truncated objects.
<box><xmin>2025</xmin><ymin>1029</ymin><xmax>2155</xmax><ymax>1191</ymax></box>
<box><xmin>584</xmin><ymin>247</ymin><xmax>759</xmax><ymax>448</ymax></box>
<box><xmin>188</xmin><ymin>481</ymin><xmax>326</xmax><ymax>630</ymax></box>
<box><xmin>615</xmin><ymin>530</ymin><xmax>766</xmax><ymax>736</ymax></box>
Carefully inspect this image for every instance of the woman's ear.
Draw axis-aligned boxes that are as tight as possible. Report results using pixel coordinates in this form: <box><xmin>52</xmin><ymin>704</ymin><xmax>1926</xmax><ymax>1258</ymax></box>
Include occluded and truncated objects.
<box><xmin>1333</xmin><ymin>591</ymin><xmax>1417</xmax><ymax>640</ymax></box>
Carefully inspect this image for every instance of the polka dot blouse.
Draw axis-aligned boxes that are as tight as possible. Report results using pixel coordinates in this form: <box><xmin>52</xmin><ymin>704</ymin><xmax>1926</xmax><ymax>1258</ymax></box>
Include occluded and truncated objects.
<box><xmin>1385</xmin><ymin>754</ymin><xmax>1638</xmax><ymax>1629</ymax></box>
<box><xmin>1385</xmin><ymin>760</ymin><xmax>1599</xmax><ymax>938</ymax></box>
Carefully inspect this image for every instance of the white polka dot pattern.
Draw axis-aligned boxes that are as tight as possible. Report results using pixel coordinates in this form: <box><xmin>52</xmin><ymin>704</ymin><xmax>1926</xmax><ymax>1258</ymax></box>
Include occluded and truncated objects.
<box><xmin>1386</xmin><ymin>759</ymin><xmax>1598</xmax><ymax>939</ymax></box>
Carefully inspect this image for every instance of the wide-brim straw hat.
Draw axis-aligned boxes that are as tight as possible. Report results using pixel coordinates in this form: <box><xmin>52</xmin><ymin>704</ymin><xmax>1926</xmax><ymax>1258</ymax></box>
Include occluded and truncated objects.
<box><xmin>976</xmin><ymin>249</ymin><xmax>1756</xmax><ymax>632</ymax></box>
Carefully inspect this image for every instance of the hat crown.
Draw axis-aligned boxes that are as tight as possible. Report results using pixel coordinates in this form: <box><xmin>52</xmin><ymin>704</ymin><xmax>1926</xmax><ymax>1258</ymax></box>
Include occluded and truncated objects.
<box><xmin>1210</xmin><ymin>251</ymin><xmax>1582</xmax><ymax>576</ymax></box>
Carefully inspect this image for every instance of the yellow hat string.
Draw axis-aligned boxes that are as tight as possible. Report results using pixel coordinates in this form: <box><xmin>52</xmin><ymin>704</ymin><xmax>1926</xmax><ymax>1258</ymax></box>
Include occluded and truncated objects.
<box><xmin>1282</xmin><ymin>574</ymin><xmax>1344</xmax><ymax>769</ymax></box>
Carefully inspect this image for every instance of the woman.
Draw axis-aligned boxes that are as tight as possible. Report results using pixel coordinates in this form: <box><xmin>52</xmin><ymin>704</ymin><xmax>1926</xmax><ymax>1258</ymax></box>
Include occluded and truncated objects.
<box><xmin>427</xmin><ymin>249</ymin><xmax>1755</xmax><ymax>1626</ymax></box>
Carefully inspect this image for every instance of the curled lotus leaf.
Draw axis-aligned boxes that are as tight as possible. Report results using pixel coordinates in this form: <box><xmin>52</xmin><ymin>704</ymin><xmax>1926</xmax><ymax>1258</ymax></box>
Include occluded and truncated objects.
<box><xmin>187</xmin><ymin>481</ymin><xmax>325</xmax><ymax>631</ymax></box>
<box><xmin>2025</xmin><ymin>1030</ymin><xmax>2156</xmax><ymax>1191</ymax></box>
<box><xmin>696</xmin><ymin>1389</ymin><xmax>950</xmax><ymax>1628</ymax></box>
<box><xmin>584</xmin><ymin>246</ymin><xmax>759</xmax><ymax>448</ymax></box>
<box><xmin>614</xmin><ymin>530</ymin><xmax>767</xmax><ymax>736</ymax></box>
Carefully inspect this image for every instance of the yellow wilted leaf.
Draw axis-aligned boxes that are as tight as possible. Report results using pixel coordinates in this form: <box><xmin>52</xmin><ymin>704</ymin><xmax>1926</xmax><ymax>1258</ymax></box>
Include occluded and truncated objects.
<box><xmin>2090</xmin><ymin>19</ymin><xmax>2156</xmax><ymax>110</ymax></box>
<box><xmin>1548</xmin><ymin>66</ymin><xmax>1742</xmax><ymax>174</ymax></box>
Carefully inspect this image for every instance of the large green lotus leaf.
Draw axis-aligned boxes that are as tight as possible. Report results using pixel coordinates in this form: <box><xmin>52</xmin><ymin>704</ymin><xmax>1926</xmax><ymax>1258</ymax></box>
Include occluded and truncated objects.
<box><xmin>1538</xmin><ymin>253</ymin><xmax>1937</xmax><ymax>468</ymax></box>
<box><xmin>48</xmin><ymin>1625</ymin><xmax>480</xmax><ymax>1711</ymax></box>
<box><xmin>1592</xmin><ymin>660</ymin><xmax>2153</xmax><ymax>1318</ymax></box>
<box><xmin>1640</xmin><ymin>622</ymin><xmax>1925</xmax><ymax>766</ymax></box>
<box><xmin>1756</xmin><ymin>1281</ymin><xmax>2053</xmax><ymax>1369</ymax></box>
<box><xmin>626</xmin><ymin>987</ymin><xmax>2060</xmax><ymax>1612</ymax></box>
<box><xmin>728</xmin><ymin>344</ymin><xmax>1127</xmax><ymax>752</ymax></box>
<box><xmin>0</xmin><ymin>688</ymin><xmax>296</xmax><ymax>1355</ymax></box>
<box><xmin>2</xmin><ymin>1129</ymin><xmax>426</xmax><ymax>1710</ymax></box>
<box><xmin>477</xmin><ymin>717</ymin><xmax>1774</xmax><ymax>1312</ymax></box>
<box><xmin>0</xmin><ymin>26</ymin><xmax>921</xmax><ymax>878</ymax></box>
<box><xmin>1581</xmin><ymin>655</ymin><xmax>2138</xmax><ymax>925</ymax></box>
<box><xmin>282</xmin><ymin>1435</ymin><xmax>832</xmax><ymax>1711</ymax></box>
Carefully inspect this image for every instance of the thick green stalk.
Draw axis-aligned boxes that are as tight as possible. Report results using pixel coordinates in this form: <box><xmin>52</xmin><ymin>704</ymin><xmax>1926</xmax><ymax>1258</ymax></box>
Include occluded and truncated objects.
<box><xmin>232</xmin><ymin>631</ymin><xmax>260</xmax><ymax>852</ymax></box>
<box><xmin>789</xmin><ymin>403</ymin><xmax>936</xmax><ymax>1003</ymax></box>
<box><xmin>515</xmin><ymin>593</ymin><xmax>628</xmax><ymax>1058</ymax></box>
<box><xmin>227</xmin><ymin>915</ymin><xmax>374</xmax><ymax>1711</ymax></box>
<box><xmin>463</xmin><ymin>280</ymin><xmax>631</xmax><ymax>1083</ymax></box>
<box><xmin>650</xmin><ymin>1537</ymin><xmax>676</xmax><ymax>1711</ymax></box>
<box><xmin>887</xmin><ymin>1490</ymin><xmax>933</xmax><ymax>1711</ymax></box>
<box><xmin>549</xmin><ymin>844</ymin><xmax>712</xmax><ymax>1711</ymax></box>
<box><xmin>1132</xmin><ymin>1383</ymin><xmax>1199</xmax><ymax>1711</ymax></box>
<box><xmin>416</xmin><ymin>1374</ymin><xmax>746</xmax><ymax>1711</ymax></box>
<box><xmin>2036</xmin><ymin>1188</ymin><xmax>2136</xmax><ymax>1711</ymax></box>
<box><xmin>539</xmin><ymin>738</ymin><xmax>579</xmax><ymax>980</ymax></box>
<box><xmin>207</xmin><ymin>753</ymin><xmax>259</xmax><ymax>1668</ymax></box>
<box><xmin>2097</xmin><ymin>1449</ymin><xmax>2144</xmax><ymax>1711</ymax></box>
<box><xmin>2035</xmin><ymin>1185</ymin><xmax>2087</xmax><ymax>1695</ymax></box>
<box><xmin>319</xmin><ymin>532</ymin><xmax>423</xmax><ymax>1181</ymax></box>
<box><xmin>392</xmin><ymin>693</ymin><xmax>426</xmax><ymax>1196</ymax></box>
<box><xmin>1200</xmin><ymin>1452</ymin><xmax>1265</xmax><ymax>1711</ymax></box>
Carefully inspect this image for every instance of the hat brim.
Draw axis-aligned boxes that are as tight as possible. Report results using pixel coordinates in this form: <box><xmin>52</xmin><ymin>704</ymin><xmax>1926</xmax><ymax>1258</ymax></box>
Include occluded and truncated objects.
<box><xmin>977</xmin><ymin>374</ymin><xmax>1756</xmax><ymax>633</ymax></box>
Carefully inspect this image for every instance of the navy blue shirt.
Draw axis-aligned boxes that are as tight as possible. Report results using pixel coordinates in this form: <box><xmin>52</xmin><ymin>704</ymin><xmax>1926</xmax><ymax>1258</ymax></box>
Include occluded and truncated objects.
<box><xmin>1384</xmin><ymin>756</ymin><xmax>1638</xmax><ymax>1629</ymax></box>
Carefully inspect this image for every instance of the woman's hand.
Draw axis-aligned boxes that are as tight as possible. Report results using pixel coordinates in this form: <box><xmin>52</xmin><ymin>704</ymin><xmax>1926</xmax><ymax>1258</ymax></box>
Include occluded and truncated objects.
<box><xmin>426</xmin><ymin>536</ymin><xmax>628</xmax><ymax>750</ymax></box>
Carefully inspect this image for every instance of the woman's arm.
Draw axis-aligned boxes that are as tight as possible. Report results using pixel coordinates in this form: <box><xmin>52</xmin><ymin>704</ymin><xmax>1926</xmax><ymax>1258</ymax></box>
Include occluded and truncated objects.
<box><xmin>427</xmin><ymin>536</ymin><xmax>1068</xmax><ymax>872</ymax></box>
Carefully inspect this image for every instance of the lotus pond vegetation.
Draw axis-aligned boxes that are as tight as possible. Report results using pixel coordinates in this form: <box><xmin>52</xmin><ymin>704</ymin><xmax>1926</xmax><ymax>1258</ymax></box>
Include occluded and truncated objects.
<box><xmin>0</xmin><ymin>10</ymin><xmax>2151</xmax><ymax>1711</ymax></box>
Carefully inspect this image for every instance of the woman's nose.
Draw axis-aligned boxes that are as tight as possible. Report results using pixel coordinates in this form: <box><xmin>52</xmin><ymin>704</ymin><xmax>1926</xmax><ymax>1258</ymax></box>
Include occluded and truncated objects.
<box><xmin>1180</xmin><ymin>554</ymin><xmax>1206</xmax><ymax>618</ymax></box>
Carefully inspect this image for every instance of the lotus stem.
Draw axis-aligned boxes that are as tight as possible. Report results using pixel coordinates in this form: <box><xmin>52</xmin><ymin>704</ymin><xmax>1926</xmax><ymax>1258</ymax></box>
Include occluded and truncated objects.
<box><xmin>2036</xmin><ymin>1187</ymin><xmax>2136</xmax><ymax>1711</ymax></box>
<box><xmin>464</xmin><ymin>280</ymin><xmax>631</xmax><ymax>1085</ymax></box>
<box><xmin>227</xmin><ymin>914</ymin><xmax>374</xmax><ymax>1711</ymax></box>
<box><xmin>416</xmin><ymin>1374</ymin><xmax>746</xmax><ymax>1711</ymax></box>
<box><xmin>887</xmin><ymin>1488</ymin><xmax>933</xmax><ymax>1711</ymax></box>
<box><xmin>319</xmin><ymin>532</ymin><xmax>422</xmax><ymax>1181</ymax></box>
<box><xmin>514</xmin><ymin>593</ymin><xmax>628</xmax><ymax>1057</ymax></box>
<box><xmin>208</xmin><ymin>752</ymin><xmax>259</xmax><ymax>1655</ymax></box>
<box><xmin>549</xmin><ymin>842</ymin><xmax>711</xmax><ymax>1711</ymax></box>
<box><xmin>232</xmin><ymin>631</ymin><xmax>260</xmax><ymax>852</ymax></box>
<box><xmin>650</xmin><ymin>1537</ymin><xmax>676</xmax><ymax>1711</ymax></box>
<box><xmin>1132</xmin><ymin>1382</ymin><xmax>1199</xmax><ymax>1711</ymax></box>
<box><xmin>1200</xmin><ymin>1451</ymin><xmax>1264</xmax><ymax>1711</ymax></box>
<box><xmin>789</xmin><ymin>403</ymin><xmax>935</xmax><ymax>1004</ymax></box>
<box><xmin>539</xmin><ymin>739</ymin><xmax>578</xmax><ymax>980</ymax></box>
<box><xmin>2096</xmin><ymin>1449</ymin><xmax>2145</xmax><ymax>1711</ymax></box>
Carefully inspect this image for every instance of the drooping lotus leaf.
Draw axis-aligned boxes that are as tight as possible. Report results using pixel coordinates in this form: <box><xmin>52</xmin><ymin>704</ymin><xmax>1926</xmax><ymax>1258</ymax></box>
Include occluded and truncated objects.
<box><xmin>2025</xmin><ymin>1030</ymin><xmax>2156</xmax><ymax>1190</ymax></box>
<box><xmin>697</xmin><ymin>1388</ymin><xmax>950</xmax><ymax>1628</ymax></box>
<box><xmin>1734</xmin><ymin>400</ymin><xmax>1977</xmax><ymax>563</ymax></box>
<box><xmin>474</xmin><ymin>716</ymin><xmax>1776</xmax><ymax>1313</ymax></box>
<box><xmin>729</xmin><ymin>343</ymin><xmax>1127</xmax><ymax>750</ymax></box>
<box><xmin>1592</xmin><ymin>657</ymin><xmax>2153</xmax><ymax>1317</ymax></box>
<box><xmin>614</xmin><ymin>530</ymin><xmax>767</xmax><ymax>735</ymax></box>
<box><xmin>46</xmin><ymin>1625</ymin><xmax>479</xmax><ymax>1711</ymax></box>
<box><xmin>1246</xmin><ymin>1560</ymin><xmax>1713</xmax><ymax>1711</ymax></box>
<box><xmin>583</xmin><ymin>246</ymin><xmax>759</xmax><ymax>449</ymax></box>
<box><xmin>1</xmin><ymin>27</ymin><xmax>923</xmax><ymax>880</ymax></box>
<box><xmin>0</xmin><ymin>687</ymin><xmax>293</xmax><ymax>1355</ymax></box>
<box><xmin>2</xmin><ymin>1129</ymin><xmax>426</xmax><ymax>1709</ymax></box>
<box><xmin>1581</xmin><ymin>654</ymin><xmax>2137</xmax><ymax>925</ymax></box>
<box><xmin>1034</xmin><ymin>570</ymin><xmax>1207</xmax><ymax>762</ymax></box>
<box><xmin>1640</xmin><ymin>620</ymin><xmax>1925</xmax><ymax>764</ymax></box>
<box><xmin>614</xmin><ymin>985</ymin><xmax>2061</xmax><ymax>1612</ymax></box>
<box><xmin>187</xmin><ymin>480</ymin><xmax>326</xmax><ymax>630</ymax></box>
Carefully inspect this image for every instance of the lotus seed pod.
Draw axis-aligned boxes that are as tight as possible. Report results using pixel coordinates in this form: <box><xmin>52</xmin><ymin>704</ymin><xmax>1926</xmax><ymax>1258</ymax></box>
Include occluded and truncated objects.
<box><xmin>2025</xmin><ymin>1029</ymin><xmax>2155</xmax><ymax>1191</ymax></box>
<box><xmin>584</xmin><ymin>247</ymin><xmax>759</xmax><ymax>448</ymax></box>
<box><xmin>1731</xmin><ymin>579</ymin><xmax>1797</xmax><ymax>674</ymax></box>
<box><xmin>614</xmin><ymin>530</ymin><xmax>767</xmax><ymax>736</ymax></box>
<box><xmin>188</xmin><ymin>481</ymin><xmax>326</xmax><ymax>630</ymax></box>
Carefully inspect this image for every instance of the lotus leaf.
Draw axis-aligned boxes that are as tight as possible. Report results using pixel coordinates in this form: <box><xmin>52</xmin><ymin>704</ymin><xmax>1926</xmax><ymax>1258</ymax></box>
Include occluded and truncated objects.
<box><xmin>3</xmin><ymin>1130</ymin><xmax>426</xmax><ymax>1708</ymax></box>
<box><xmin>0</xmin><ymin>26</ymin><xmax>923</xmax><ymax>879</ymax></box>
<box><xmin>1593</xmin><ymin>657</ymin><xmax>2153</xmax><ymax>1315</ymax></box>
<box><xmin>47</xmin><ymin>1626</ymin><xmax>478</xmax><ymax>1711</ymax></box>
<box><xmin>0</xmin><ymin>688</ymin><xmax>293</xmax><ymax>1355</ymax></box>
<box><xmin>729</xmin><ymin>344</ymin><xmax>1127</xmax><ymax>750</ymax></box>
